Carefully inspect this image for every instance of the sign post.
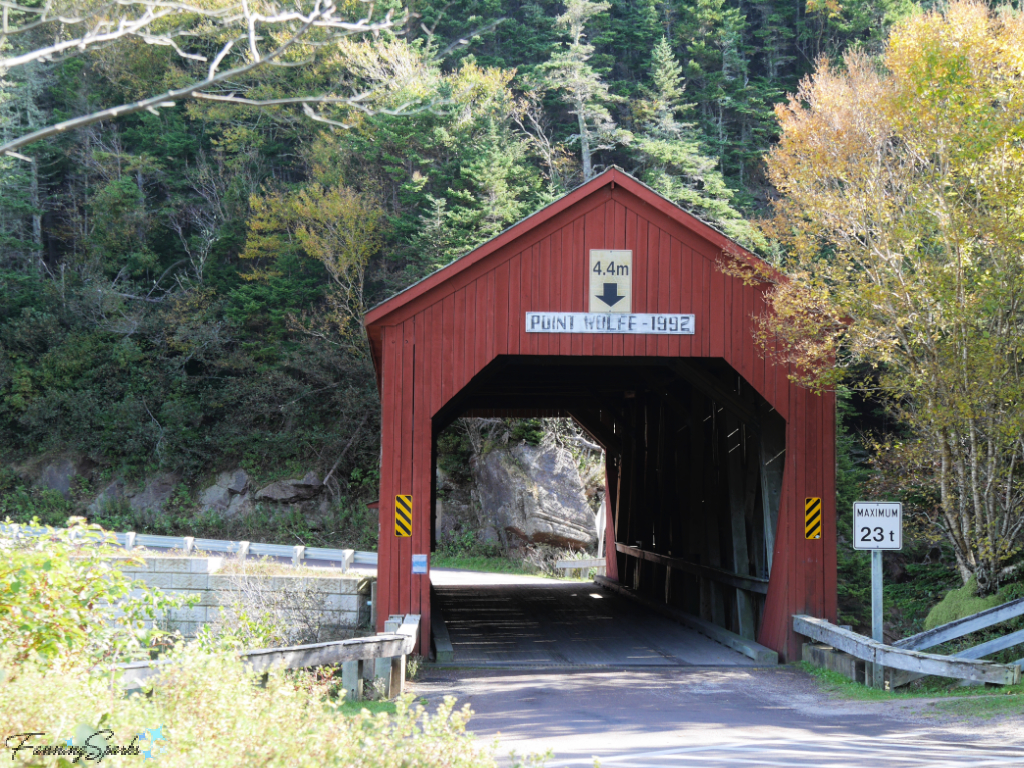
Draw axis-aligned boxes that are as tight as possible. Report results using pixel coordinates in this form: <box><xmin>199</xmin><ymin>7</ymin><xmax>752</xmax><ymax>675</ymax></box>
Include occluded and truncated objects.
<box><xmin>853</xmin><ymin>501</ymin><xmax>903</xmax><ymax>688</ymax></box>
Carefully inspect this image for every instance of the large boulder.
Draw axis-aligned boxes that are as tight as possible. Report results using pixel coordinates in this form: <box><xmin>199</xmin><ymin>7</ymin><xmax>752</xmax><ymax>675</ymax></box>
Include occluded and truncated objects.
<box><xmin>225</xmin><ymin>492</ymin><xmax>253</xmax><ymax>519</ymax></box>
<box><xmin>255</xmin><ymin>471</ymin><xmax>322</xmax><ymax>503</ymax></box>
<box><xmin>217</xmin><ymin>469</ymin><xmax>249</xmax><ymax>495</ymax></box>
<box><xmin>128</xmin><ymin>473</ymin><xmax>179</xmax><ymax>515</ymax></box>
<box><xmin>474</xmin><ymin>443</ymin><xmax>597</xmax><ymax>551</ymax></box>
<box><xmin>198</xmin><ymin>468</ymin><xmax>252</xmax><ymax>518</ymax></box>
<box><xmin>199</xmin><ymin>484</ymin><xmax>232</xmax><ymax>511</ymax></box>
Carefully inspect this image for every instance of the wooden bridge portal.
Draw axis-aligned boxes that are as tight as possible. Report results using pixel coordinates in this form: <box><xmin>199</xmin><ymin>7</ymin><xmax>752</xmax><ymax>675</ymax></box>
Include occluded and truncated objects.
<box><xmin>364</xmin><ymin>168</ymin><xmax>836</xmax><ymax>661</ymax></box>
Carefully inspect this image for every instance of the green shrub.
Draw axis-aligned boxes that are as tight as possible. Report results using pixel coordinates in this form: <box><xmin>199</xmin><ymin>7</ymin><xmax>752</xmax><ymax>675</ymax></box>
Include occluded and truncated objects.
<box><xmin>923</xmin><ymin>576</ymin><xmax>1005</xmax><ymax>630</ymax></box>
<box><xmin>0</xmin><ymin>648</ymin><xmax>495</xmax><ymax>768</ymax></box>
<box><xmin>0</xmin><ymin>517</ymin><xmax>192</xmax><ymax>664</ymax></box>
<box><xmin>0</xmin><ymin>486</ymin><xmax>72</xmax><ymax>528</ymax></box>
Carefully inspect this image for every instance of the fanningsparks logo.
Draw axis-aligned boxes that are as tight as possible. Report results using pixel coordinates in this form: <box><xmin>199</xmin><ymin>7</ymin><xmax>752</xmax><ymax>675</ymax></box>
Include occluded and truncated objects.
<box><xmin>4</xmin><ymin>725</ymin><xmax>168</xmax><ymax>762</ymax></box>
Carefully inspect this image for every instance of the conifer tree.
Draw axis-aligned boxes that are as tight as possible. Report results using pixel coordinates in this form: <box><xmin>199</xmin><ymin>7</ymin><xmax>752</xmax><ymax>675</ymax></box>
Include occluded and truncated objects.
<box><xmin>631</xmin><ymin>38</ymin><xmax>759</xmax><ymax>247</ymax></box>
<box><xmin>540</xmin><ymin>0</ymin><xmax>631</xmax><ymax>181</ymax></box>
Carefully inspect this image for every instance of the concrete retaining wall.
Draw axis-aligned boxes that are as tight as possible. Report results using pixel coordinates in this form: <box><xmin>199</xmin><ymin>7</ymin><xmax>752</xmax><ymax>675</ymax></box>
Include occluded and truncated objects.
<box><xmin>118</xmin><ymin>556</ymin><xmax>372</xmax><ymax>637</ymax></box>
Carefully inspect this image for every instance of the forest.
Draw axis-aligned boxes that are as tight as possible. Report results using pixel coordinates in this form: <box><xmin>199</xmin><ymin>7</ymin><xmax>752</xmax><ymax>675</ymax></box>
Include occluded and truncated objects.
<box><xmin>2</xmin><ymin>0</ymin><xmax>1024</xmax><ymax>632</ymax></box>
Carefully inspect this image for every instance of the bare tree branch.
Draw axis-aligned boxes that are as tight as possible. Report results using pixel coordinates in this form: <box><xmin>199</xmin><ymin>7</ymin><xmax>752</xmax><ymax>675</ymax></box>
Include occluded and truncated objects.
<box><xmin>0</xmin><ymin>0</ymin><xmax>403</xmax><ymax>158</ymax></box>
<box><xmin>435</xmin><ymin>16</ymin><xmax>505</xmax><ymax>60</ymax></box>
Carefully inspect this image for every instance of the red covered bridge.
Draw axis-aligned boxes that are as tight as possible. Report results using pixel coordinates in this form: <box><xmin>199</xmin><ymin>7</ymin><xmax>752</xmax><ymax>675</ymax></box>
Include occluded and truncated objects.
<box><xmin>364</xmin><ymin>168</ymin><xmax>836</xmax><ymax>661</ymax></box>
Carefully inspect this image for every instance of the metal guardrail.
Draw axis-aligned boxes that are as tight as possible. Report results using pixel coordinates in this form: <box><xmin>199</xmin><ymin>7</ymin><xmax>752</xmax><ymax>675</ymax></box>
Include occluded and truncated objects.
<box><xmin>0</xmin><ymin>523</ymin><xmax>374</xmax><ymax>572</ymax></box>
<box><xmin>794</xmin><ymin>614</ymin><xmax>1022</xmax><ymax>687</ymax></box>
<box><xmin>555</xmin><ymin>557</ymin><xmax>606</xmax><ymax>577</ymax></box>
<box><xmin>353</xmin><ymin>551</ymin><xmax>378</xmax><ymax>566</ymax></box>
<box><xmin>135</xmin><ymin>533</ymin><xmax>190</xmax><ymax>550</ymax></box>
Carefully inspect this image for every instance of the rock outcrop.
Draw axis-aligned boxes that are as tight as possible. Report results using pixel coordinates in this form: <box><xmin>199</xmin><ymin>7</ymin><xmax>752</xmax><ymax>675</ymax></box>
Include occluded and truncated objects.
<box><xmin>255</xmin><ymin>471</ymin><xmax>322</xmax><ymax>503</ymax></box>
<box><xmin>87</xmin><ymin>480</ymin><xmax>125</xmax><ymax>516</ymax></box>
<box><xmin>128</xmin><ymin>473</ymin><xmax>179</xmax><ymax>516</ymax></box>
<box><xmin>35</xmin><ymin>458</ymin><xmax>79</xmax><ymax>498</ymax></box>
<box><xmin>438</xmin><ymin>443</ymin><xmax>598</xmax><ymax>551</ymax></box>
<box><xmin>198</xmin><ymin>469</ymin><xmax>252</xmax><ymax>518</ymax></box>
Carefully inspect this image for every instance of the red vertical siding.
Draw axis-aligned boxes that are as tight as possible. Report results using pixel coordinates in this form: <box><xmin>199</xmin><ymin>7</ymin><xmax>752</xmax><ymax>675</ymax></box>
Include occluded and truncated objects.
<box><xmin>366</xmin><ymin>170</ymin><xmax>836</xmax><ymax>658</ymax></box>
<box><xmin>376</xmin><ymin>326</ymin><xmax>397</xmax><ymax>630</ymax></box>
<box><xmin>571</xmin><ymin>217</ymin><xmax>585</xmax><ymax>356</ymax></box>
<box><xmin>508</xmin><ymin>255</ymin><xmax>521</xmax><ymax>356</ymax></box>
<box><xmin>823</xmin><ymin>390</ymin><xmax>838</xmax><ymax>621</ymax></box>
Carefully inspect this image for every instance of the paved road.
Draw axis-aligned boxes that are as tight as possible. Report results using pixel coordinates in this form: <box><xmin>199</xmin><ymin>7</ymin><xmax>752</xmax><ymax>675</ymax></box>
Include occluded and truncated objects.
<box><xmin>415</xmin><ymin>667</ymin><xmax>1024</xmax><ymax>767</ymax></box>
<box><xmin>420</xmin><ymin>576</ymin><xmax>1023</xmax><ymax>767</ymax></box>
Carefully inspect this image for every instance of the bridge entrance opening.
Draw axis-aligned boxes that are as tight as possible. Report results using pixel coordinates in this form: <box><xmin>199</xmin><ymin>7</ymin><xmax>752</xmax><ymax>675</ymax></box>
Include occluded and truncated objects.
<box><xmin>365</xmin><ymin>168</ymin><xmax>836</xmax><ymax>661</ymax></box>
<box><xmin>426</xmin><ymin>355</ymin><xmax>785</xmax><ymax>666</ymax></box>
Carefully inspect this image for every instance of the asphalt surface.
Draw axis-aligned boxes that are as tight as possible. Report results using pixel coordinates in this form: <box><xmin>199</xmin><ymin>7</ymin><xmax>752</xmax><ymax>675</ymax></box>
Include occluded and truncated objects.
<box><xmin>415</xmin><ymin>666</ymin><xmax>1024</xmax><ymax>767</ymax></box>
<box><xmin>419</xmin><ymin>572</ymin><xmax>1023</xmax><ymax>767</ymax></box>
<box><xmin>127</xmin><ymin>555</ymin><xmax>1023</xmax><ymax>765</ymax></box>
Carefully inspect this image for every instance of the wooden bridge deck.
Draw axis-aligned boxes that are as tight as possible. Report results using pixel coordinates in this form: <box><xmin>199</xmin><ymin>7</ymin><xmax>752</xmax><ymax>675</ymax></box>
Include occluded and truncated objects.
<box><xmin>433</xmin><ymin>582</ymin><xmax>757</xmax><ymax>667</ymax></box>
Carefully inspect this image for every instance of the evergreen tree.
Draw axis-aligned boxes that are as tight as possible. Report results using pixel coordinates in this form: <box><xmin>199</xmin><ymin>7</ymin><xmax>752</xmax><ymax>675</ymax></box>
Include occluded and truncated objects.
<box><xmin>0</xmin><ymin>63</ymin><xmax>48</xmax><ymax>273</ymax></box>
<box><xmin>631</xmin><ymin>38</ymin><xmax>760</xmax><ymax>247</ymax></box>
<box><xmin>675</xmin><ymin>0</ymin><xmax>754</xmax><ymax>181</ymax></box>
<box><xmin>540</xmin><ymin>0</ymin><xmax>631</xmax><ymax>181</ymax></box>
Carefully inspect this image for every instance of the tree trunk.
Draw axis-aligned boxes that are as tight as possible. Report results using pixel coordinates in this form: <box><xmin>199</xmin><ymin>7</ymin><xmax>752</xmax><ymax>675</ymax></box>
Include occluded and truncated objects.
<box><xmin>577</xmin><ymin>106</ymin><xmax>593</xmax><ymax>181</ymax></box>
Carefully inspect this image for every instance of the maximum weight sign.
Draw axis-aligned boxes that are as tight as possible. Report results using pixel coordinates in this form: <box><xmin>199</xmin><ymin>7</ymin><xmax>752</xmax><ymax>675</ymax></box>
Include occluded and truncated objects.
<box><xmin>853</xmin><ymin>501</ymin><xmax>903</xmax><ymax>550</ymax></box>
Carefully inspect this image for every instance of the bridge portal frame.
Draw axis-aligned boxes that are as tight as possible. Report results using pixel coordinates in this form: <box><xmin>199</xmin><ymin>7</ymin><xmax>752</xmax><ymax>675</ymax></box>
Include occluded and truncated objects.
<box><xmin>364</xmin><ymin>168</ymin><xmax>836</xmax><ymax>660</ymax></box>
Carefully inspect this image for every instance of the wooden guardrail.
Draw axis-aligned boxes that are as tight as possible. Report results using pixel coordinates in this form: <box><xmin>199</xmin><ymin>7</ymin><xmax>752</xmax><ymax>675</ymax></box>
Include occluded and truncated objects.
<box><xmin>597</xmin><ymin>576</ymin><xmax>777</xmax><ymax>664</ymax></box>
<box><xmin>616</xmin><ymin>543</ymin><xmax>768</xmax><ymax>595</ymax></box>
<box><xmin>116</xmin><ymin>614</ymin><xmax>421</xmax><ymax>700</ymax></box>
<box><xmin>888</xmin><ymin>598</ymin><xmax>1024</xmax><ymax>687</ymax></box>
<box><xmin>555</xmin><ymin>557</ymin><xmax>606</xmax><ymax>578</ymax></box>
<box><xmin>793</xmin><ymin>614</ymin><xmax>1022</xmax><ymax>687</ymax></box>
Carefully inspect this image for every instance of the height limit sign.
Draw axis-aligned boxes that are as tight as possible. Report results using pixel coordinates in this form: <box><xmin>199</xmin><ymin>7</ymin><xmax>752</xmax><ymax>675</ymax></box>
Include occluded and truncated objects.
<box><xmin>853</xmin><ymin>501</ymin><xmax>902</xmax><ymax>550</ymax></box>
<box><xmin>589</xmin><ymin>250</ymin><xmax>632</xmax><ymax>313</ymax></box>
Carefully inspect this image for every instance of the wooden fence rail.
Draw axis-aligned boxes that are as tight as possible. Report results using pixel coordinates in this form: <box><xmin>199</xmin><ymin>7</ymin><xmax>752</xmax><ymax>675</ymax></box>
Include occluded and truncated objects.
<box><xmin>615</xmin><ymin>544</ymin><xmax>768</xmax><ymax>595</ymax></box>
<box><xmin>888</xmin><ymin>598</ymin><xmax>1024</xmax><ymax>688</ymax></box>
<box><xmin>115</xmin><ymin>614</ymin><xmax>420</xmax><ymax>700</ymax></box>
<box><xmin>894</xmin><ymin>598</ymin><xmax>1024</xmax><ymax>652</ymax></box>
<box><xmin>793</xmin><ymin>614</ymin><xmax>1021</xmax><ymax>687</ymax></box>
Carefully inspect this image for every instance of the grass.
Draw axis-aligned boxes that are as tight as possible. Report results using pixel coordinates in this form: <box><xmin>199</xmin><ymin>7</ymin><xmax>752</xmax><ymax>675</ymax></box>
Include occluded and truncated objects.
<box><xmin>430</xmin><ymin>554</ymin><xmax>594</xmax><ymax>581</ymax></box>
<box><xmin>337</xmin><ymin>699</ymin><xmax>398</xmax><ymax>716</ymax></box>
<box><xmin>922</xmin><ymin>695</ymin><xmax>1024</xmax><ymax>720</ymax></box>
<box><xmin>215</xmin><ymin>557</ymin><xmax>358</xmax><ymax>579</ymax></box>
<box><xmin>800</xmin><ymin>662</ymin><xmax>1024</xmax><ymax>708</ymax></box>
<box><xmin>430</xmin><ymin>554</ymin><xmax>545</xmax><ymax>575</ymax></box>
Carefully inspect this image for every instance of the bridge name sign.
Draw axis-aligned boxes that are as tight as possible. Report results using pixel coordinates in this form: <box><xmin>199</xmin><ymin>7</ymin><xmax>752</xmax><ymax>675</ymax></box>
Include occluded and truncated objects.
<box><xmin>526</xmin><ymin>312</ymin><xmax>695</xmax><ymax>334</ymax></box>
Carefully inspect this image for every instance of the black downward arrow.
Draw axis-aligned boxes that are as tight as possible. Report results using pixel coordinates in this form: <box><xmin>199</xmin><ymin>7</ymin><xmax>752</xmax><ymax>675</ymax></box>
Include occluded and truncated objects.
<box><xmin>597</xmin><ymin>282</ymin><xmax>625</xmax><ymax>307</ymax></box>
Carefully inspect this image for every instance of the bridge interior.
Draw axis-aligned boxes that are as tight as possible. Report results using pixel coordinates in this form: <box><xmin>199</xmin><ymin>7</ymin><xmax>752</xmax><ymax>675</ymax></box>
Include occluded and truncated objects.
<box><xmin>433</xmin><ymin>581</ymin><xmax>756</xmax><ymax>666</ymax></box>
<box><xmin>431</xmin><ymin>355</ymin><xmax>787</xmax><ymax>653</ymax></box>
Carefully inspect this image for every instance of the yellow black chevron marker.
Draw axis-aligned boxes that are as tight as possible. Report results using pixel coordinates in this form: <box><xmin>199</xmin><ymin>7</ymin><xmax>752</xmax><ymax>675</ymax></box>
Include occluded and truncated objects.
<box><xmin>395</xmin><ymin>495</ymin><xmax>413</xmax><ymax>537</ymax></box>
<box><xmin>805</xmin><ymin>497</ymin><xmax>822</xmax><ymax>540</ymax></box>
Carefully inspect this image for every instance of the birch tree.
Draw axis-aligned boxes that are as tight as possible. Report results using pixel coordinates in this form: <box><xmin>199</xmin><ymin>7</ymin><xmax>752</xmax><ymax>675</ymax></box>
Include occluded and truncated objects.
<box><xmin>0</xmin><ymin>0</ymin><xmax>404</xmax><ymax>160</ymax></box>
<box><xmin>752</xmin><ymin>1</ymin><xmax>1024</xmax><ymax>592</ymax></box>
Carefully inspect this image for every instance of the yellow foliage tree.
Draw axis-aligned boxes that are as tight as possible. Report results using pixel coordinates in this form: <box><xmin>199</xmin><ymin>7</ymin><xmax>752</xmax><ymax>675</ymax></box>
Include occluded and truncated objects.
<box><xmin>757</xmin><ymin>1</ymin><xmax>1024</xmax><ymax>591</ymax></box>
<box><xmin>292</xmin><ymin>184</ymin><xmax>385</xmax><ymax>338</ymax></box>
<box><xmin>242</xmin><ymin>184</ymin><xmax>385</xmax><ymax>350</ymax></box>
